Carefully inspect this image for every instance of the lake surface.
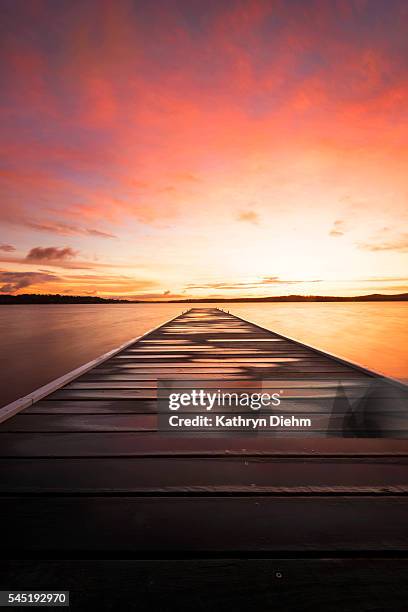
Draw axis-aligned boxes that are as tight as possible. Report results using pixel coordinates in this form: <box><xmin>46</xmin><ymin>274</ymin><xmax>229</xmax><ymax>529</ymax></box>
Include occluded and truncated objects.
<box><xmin>0</xmin><ymin>302</ymin><xmax>407</xmax><ymax>407</ymax></box>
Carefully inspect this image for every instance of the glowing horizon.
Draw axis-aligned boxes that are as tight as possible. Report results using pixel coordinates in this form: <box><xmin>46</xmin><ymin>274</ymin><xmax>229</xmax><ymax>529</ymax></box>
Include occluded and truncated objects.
<box><xmin>1</xmin><ymin>0</ymin><xmax>408</xmax><ymax>299</ymax></box>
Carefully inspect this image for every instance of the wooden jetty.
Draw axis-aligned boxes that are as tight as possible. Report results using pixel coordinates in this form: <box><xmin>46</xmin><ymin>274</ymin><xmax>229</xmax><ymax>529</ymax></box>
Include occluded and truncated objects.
<box><xmin>1</xmin><ymin>307</ymin><xmax>408</xmax><ymax>609</ymax></box>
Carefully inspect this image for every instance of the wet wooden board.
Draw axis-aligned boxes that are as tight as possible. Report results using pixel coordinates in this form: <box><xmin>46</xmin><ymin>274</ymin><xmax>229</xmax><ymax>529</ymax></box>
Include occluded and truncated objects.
<box><xmin>2</xmin><ymin>496</ymin><xmax>408</xmax><ymax>552</ymax></box>
<box><xmin>1</xmin><ymin>559</ymin><xmax>408</xmax><ymax>612</ymax></box>
<box><xmin>1</xmin><ymin>457</ymin><xmax>408</xmax><ymax>493</ymax></box>
<box><xmin>1</xmin><ymin>307</ymin><xmax>408</xmax><ymax>556</ymax></box>
<box><xmin>3</xmin><ymin>412</ymin><xmax>408</xmax><ymax>433</ymax></box>
<box><xmin>24</xmin><ymin>399</ymin><xmax>159</xmax><ymax>414</ymax></box>
<box><xmin>47</xmin><ymin>388</ymin><xmax>377</xmax><ymax>400</ymax></box>
<box><xmin>1</xmin><ymin>432</ymin><xmax>408</xmax><ymax>457</ymax></box>
<box><xmin>22</xmin><ymin>396</ymin><xmax>380</xmax><ymax>415</ymax></box>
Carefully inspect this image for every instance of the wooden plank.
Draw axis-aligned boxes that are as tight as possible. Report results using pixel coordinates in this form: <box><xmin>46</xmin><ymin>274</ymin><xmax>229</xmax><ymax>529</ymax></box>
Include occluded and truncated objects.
<box><xmin>65</xmin><ymin>380</ymin><xmax>370</xmax><ymax>389</ymax></box>
<box><xmin>2</xmin><ymin>496</ymin><xmax>408</xmax><ymax>551</ymax></box>
<box><xmin>23</xmin><ymin>400</ymin><xmax>158</xmax><ymax>414</ymax></box>
<box><xmin>95</xmin><ymin>359</ymin><xmax>362</xmax><ymax>367</ymax></box>
<box><xmin>4</xmin><ymin>412</ymin><xmax>408</xmax><ymax>433</ymax></box>
<box><xmin>0</xmin><ymin>414</ymin><xmax>158</xmax><ymax>432</ymax></box>
<box><xmin>124</xmin><ymin>349</ymin><xmax>327</xmax><ymax>356</ymax></box>
<box><xmin>23</xmin><ymin>397</ymin><xmax>370</xmax><ymax>415</ymax></box>
<box><xmin>78</xmin><ymin>373</ymin><xmax>266</xmax><ymax>381</ymax></box>
<box><xmin>76</xmin><ymin>373</ymin><xmax>368</xmax><ymax>382</ymax></box>
<box><xmin>87</xmin><ymin>368</ymin><xmax>367</xmax><ymax>379</ymax></box>
<box><xmin>45</xmin><ymin>387</ymin><xmax>399</xmax><ymax>400</ymax></box>
<box><xmin>127</xmin><ymin>350</ymin><xmax>304</xmax><ymax>355</ymax></box>
<box><xmin>92</xmin><ymin>363</ymin><xmax>373</xmax><ymax>380</ymax></box>
<box><xmin>112</xmin><ymin>357</ymin><xmax>357</xmax><ymax>368</ymax></box>
<box><xmin>119</xmin><ymin>357</ymin><xmax>356</xmax><ymax>365</ymax></box>
<box><xmin>1</xmin><ymin>559</ymin><xmax>408</xmax><ymax>612</ymax></box>
<box><xmin>1</xmin><ymin>457</ymin><xmax>407</xmax><ymax>493</ymax></box>
<box><xmin>0</xmin><ymin>433</ymin><xmax>407</xmax><ymax>457</ymax></box>
<box><xmin>91</xmin><ymin>367</ymin><xmax>249</xmax><ymax>374</ymax></box>
<box><xmin>140</xmin><ymin>338</ymin><xmax>284</xmax><ymax>343</ymax></box>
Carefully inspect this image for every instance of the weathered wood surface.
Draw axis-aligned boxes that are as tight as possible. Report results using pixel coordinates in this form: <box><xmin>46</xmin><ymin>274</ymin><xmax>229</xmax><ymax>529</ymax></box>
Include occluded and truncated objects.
<box><xmin>2</xmin><ymin>559</ymin><xmax>408</xmax><ymax>612</ymax></box>
<box><xmin>1</xmin><ymin>307</ymin><xmax>408</xmax><ymax>554</ymax></box>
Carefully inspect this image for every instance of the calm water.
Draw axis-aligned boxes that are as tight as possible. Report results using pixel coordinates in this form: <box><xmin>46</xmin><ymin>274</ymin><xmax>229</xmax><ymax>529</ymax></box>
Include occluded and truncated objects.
<box><xmin>0</xmin><ymin>302</ymin><xmax>407</xmax><ymax>407</ymax></box>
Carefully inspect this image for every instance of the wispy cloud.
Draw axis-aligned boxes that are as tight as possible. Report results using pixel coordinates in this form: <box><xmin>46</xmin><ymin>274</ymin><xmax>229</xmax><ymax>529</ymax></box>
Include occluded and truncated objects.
<box><xmin>329</xmin><ymin>219</ymin><xmax>346</xmax><ymax>237</ymax></box>
<box><xmin>114</xmin><ymin>290</ymin><xmax>184</xmax><ymax>300</ymax></box>
<box><xmin>0</xmin><ymin>268</ymin><xmax>161</xmax><ymax>296</ymax></box>
<box><xmin>176</xmin><ymin>173</ymin><xmax>200</xmax><ymax>183</ymax></box>
<box><xmin>186</xmin><ymin>277</ymin><xmax>322</xmax><ymax>290</ymax></box>
<box><xmin>358</xmin><ymin>231</ymin><xmax>408</xmax><ymax>252</ymax></box>
<box><xmin>0</xmin><ymin>271</ymin><xmax>59</xmax><ymax>293</ymax></box>
<box><xmin>261</xmin><ymin>276</ymin><xmax>321</xmax><ymax>285</ymax></box>
<box><xmin>0</xmin><ymin>244</ymin><xmax>16</xmax><ymax>252</ymax></box>
<box><xmin>0</xmin><ymin>253</ymin><xmax>141</xmax><ymax>271</ymax></box>
<box><xmin>26</xmin><ymin>221</ymin><xmax>117</xmax><ymax>239</ymax></box>
<box><xmin>237</xmin><ymin>210</ymin><xmax>259</xmax><ymax>225</ymax></box>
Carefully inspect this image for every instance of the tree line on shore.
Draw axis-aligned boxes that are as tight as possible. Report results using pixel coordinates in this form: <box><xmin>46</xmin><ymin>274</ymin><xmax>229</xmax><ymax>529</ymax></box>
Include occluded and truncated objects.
<box><xmin>1</xmin><ymin>293</ymin><xmax>407</xmax><ymax>304</ymax></box>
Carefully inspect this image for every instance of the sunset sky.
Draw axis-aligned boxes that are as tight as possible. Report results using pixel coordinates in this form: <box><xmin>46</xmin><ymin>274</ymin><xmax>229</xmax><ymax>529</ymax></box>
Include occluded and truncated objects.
<box><xmin>1</xmin><ymin>0</ymin><xmax>408</xmax><ymax>299</ymax></box>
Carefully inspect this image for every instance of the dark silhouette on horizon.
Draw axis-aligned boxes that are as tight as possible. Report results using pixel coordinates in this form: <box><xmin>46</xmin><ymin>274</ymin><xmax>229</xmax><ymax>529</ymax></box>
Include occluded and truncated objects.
<box><xmin>0</xmin><ymin>293</ymin><xmax>407</xmax><ymax>304</ymax></box>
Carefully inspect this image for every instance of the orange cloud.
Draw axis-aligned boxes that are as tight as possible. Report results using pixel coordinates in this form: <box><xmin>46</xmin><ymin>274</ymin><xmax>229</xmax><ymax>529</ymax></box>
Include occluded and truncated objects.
<box><xmin>237</xmin><ymin>210</ymin><xmax>259</xmax><ymax>225</ymax></box>
<box><xmin>329</xmin><ymin>220</ymin><xmax>346</xmax><ymax>237</ymax></box>
<box><xmin>0</xmin><ymin>271</ymin><xmax>60</xmax><ymax>293</ymax></box>
<box><xmin>359</xmin><ymin>231</ymin><xmax>408</xmax><ymax>252</ymax></box>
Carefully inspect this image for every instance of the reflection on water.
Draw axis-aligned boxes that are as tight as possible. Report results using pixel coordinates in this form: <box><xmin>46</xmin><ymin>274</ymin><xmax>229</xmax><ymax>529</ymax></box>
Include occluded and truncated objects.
<box><xmin>228</xmin><ymin>303</ymin><xmax>408</xmax><ymax>383</ymax></box>
<box><xmin>0</xmin><ymin>304</ymin><xmax>182</xmax><ymax>407</ymax></box>
<box><xmin>0</xmin><ymin>302</ymin><xmax>406</xmax><ymax>407</ymax></box>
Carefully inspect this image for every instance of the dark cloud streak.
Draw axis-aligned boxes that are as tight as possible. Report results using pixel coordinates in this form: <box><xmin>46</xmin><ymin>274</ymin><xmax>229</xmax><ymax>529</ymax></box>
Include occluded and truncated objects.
<box><xmin>25</xmin><ymin>247</ymin><xmax>78</xmax><ymax>262</ymax></box>
<box><xmin>186</xmin><ymin>277</ymin><xmax>322</xmax><ymax>290</ymax></box>
<box><xmin>0</xmin><ymin>271</ymin><xmax>59</xmax><ymax>293</ymax></box>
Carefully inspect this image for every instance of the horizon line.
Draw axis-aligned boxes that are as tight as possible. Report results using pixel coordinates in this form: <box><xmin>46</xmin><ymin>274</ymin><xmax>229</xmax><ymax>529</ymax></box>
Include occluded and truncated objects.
<box><xmin>1</xmin><ymin>292</ymin><xmax>408</xmax><ymax>304</ymax></box>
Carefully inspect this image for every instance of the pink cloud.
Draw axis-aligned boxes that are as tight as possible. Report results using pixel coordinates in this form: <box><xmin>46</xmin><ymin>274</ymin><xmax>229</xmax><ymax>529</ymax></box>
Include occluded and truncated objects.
<box><xmin>25</xmin><ymin>247</ymin><xmax>78</xmax><ymax>262</ymax></box>
<box><xmin>26</xmin><ymin>221</ymin><xmax>117</xmax><ymax>239</ymax></box>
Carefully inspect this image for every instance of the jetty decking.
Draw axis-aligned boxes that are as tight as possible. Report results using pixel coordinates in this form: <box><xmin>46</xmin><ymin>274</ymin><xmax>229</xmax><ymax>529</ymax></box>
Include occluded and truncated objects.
<box><xmin>1</xmin><ymin>307</ymin><xmax>408</xmax><ymax>555</ymax></box>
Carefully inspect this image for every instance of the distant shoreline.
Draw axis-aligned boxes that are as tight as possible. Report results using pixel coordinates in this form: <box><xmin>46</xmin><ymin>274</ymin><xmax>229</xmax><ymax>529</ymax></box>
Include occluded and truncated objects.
<box><xmin>1</xmin><ymin>293</ymin><xmax>407</xmax><ymax>304</ymax></box>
